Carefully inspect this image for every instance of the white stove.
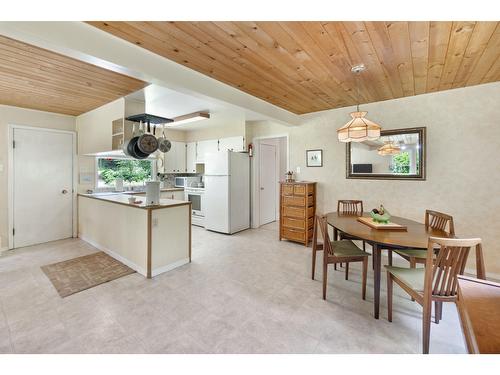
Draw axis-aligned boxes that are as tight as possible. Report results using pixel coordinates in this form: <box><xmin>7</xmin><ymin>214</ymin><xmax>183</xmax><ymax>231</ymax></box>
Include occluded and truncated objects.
<box><xmin>184</xmin><ymin>187</ymin><xmax>205</xmax><ymax>227</ymax></box>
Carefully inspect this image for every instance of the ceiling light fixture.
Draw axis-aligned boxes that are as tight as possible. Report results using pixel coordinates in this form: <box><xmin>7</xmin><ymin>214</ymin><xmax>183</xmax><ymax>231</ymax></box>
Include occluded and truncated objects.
<box><xmin>337</xmin><ymin>65</ymin><xmax>381</xmax><ymax>143</ymax></box>
<box><xmin>169</xmin><ymin>111</ymin><xmax>210</xmax><ymax>126</ymax></box>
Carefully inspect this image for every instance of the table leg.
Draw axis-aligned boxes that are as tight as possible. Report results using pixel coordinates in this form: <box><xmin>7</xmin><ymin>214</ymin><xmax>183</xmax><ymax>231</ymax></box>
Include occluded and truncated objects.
<box><xmin>373</xmin><ymin>243</ymin><xmax>381</xmax><ymax>319</ymax></box>
<box><xmin>476</xmin><ymin>243</ymin><xmax>486</xmax><ymax>280</ymax></box>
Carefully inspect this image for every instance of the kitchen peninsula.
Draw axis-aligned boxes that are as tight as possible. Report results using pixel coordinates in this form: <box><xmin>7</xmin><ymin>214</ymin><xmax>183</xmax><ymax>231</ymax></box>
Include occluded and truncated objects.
<box><xmin>78</xmin><ymin>193</ymin><xmax>191</xmax><ymax>278</ymax></box>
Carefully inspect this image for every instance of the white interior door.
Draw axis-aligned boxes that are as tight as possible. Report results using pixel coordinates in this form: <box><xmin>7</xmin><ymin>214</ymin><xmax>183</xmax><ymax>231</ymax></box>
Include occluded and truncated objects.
<box><xmin>259</xmin><ymin>143</ymin><xmax>276</xmax><ymax>225</ymax></box>
<box><xmin>12</xmin><ymin>128</ymin><xmax>74</xmax><ymax>248</ymax></box>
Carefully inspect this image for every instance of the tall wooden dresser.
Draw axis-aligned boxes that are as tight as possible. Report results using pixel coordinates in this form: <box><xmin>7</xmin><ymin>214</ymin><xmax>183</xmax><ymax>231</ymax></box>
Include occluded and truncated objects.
<box><xmin>279</xmin><ymin>181</ymin><xmax>316</xmax><ymax>246</ymax></box>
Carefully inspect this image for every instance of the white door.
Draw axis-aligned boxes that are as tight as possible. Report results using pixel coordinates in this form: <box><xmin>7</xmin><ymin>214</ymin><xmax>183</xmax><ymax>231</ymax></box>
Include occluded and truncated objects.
<box><xmin>12</xmin><ymin>128</ymin><xmax>74</xmax><ymax>248</ymax></box>
<box><xmin>259</xmin><ymin>143</ymin><xmax>276</xmax><ymax>225</ymax></box>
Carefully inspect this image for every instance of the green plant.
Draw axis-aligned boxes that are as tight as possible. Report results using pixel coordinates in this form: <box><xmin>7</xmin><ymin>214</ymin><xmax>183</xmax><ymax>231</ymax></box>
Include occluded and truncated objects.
<box><xmin>97</xmin><ymin>158</ymin><xmax>152</xmax><ymax>185</ymax></box>
<box><xmin>390</xmin><ymin>152</ymin><xmax>410</xmax><ymax>174</ymax></box>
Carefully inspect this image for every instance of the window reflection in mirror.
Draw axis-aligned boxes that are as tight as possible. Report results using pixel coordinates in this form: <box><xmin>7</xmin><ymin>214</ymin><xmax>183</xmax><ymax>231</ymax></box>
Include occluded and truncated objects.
<box><xmin>346</xmin><ymin>127</ymin><xmax>426</xmax><ymax>180</ymax></box>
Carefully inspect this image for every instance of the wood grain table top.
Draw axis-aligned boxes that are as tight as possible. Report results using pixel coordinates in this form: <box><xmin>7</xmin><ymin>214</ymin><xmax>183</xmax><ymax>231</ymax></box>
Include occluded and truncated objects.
<box><xmin>326</xmin><ymin>212</ymin><xmax>451</xmax><ymax>249</ymax></box>
<box><xmin>457</xmin><ymin>276</ymin><xmax>500</xmax><ymax>354</ymax></box>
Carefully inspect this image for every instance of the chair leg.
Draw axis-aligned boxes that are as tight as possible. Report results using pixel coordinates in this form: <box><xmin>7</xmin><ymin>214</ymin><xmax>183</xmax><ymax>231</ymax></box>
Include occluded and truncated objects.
<box><xmin>388</xmin><ymin>250</ymin><xmax>393</xmax><ymax>266</ymax></box>
<box><xmin>410</xmin><ymin>257</ymin><xmax>416</xmax><ymax>302</ymax></box>
<box><xmin>422</xmin><ymin>297</ymin><xmax>432</xmax><ymax>354</ymax></box>
<box><xmin>387</xmin><ymin>272</ymin><xmax>393</xmax><ymax>322</ymax></box>
<box><xmin>345</xmin><ymin>262</ymin><xmax>349</xmax><ymax>280</ymax></box>
<box><xmin>362</xmin><ymin>257</ymin><xmax>367</xmax><ymax>300</ymax></box>
<box><xmin>363</xmin><ymin>241</ymin><xmax>366</xmax><ymax>252</ymax></box>
<box><xmin>323</xmin><ymin>261</ymin><xmax>328</xmax><ymax>300</ymax></box>
<box><xmin>434</xmin><ymin>301</ymin><xmax>443</xmax><ymax>323</ymax></box>
<box><xmin>334</xmin><ymin>263</ymin><xmax>337</xmax><ymax>270</ymax></box>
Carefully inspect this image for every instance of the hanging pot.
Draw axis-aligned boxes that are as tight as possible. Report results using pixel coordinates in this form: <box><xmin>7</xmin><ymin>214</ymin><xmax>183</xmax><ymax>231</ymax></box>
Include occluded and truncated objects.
<box><xmin>157</xmin><ymin>124</ymin><xmax>172</xmax><ymax>153</ymax></box>
<box><xmin>137</xmin><ymin>120</ymin><xmax>159</xmax><ymax>155</ymax></box>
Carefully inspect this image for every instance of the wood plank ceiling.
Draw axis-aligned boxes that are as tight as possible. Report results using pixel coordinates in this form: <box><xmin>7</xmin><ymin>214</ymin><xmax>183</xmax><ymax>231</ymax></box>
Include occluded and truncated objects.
<box><xmin>0</xmin><ymin>35</ymin><xmax>148</xmax><ymax>116</ymax></box>
<box><xmin>88</xmin><ymin>21</ymin><xmax>500</xmax><ymax>115</ymax></box>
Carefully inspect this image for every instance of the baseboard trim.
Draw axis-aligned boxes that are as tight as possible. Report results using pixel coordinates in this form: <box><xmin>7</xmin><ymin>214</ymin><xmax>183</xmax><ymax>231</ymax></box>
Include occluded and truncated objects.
<box><xmin>79</xmin><ymin>235</ymin><xmax>147</xmax><ymax>277</ymax></box>
<box><xmin>151</xmin><ymin>258</ymin><xmax>190</xmax><ymax>277</ymax></box>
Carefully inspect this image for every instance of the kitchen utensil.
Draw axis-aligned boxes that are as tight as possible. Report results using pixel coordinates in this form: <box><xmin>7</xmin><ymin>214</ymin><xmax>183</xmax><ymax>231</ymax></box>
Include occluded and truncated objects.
<box><xmin>138</xmin><ymin>120</ymin><xmax>159</xmax><ymax>155</ymax></box>
<box><xmin>127</xmin><ymin>121</ymin><xmax>142</xmax><ymax>159</ymax></box>
<box><xmin>157</xmin><ymin>124</ymin><xmax>172</xmax><ymax>153</ymax></box>
<box><xmin>122</xmin><ymin>122</ymin><xmax>137</xmax><ymax>157</ymax></box>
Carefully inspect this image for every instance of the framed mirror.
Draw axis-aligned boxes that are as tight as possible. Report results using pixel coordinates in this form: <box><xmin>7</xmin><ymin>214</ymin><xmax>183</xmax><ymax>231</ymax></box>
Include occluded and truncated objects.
<box><xmin>346</xmin><ymin>127</ymin><xmax>426</xmax><ymax>180</ymax></box>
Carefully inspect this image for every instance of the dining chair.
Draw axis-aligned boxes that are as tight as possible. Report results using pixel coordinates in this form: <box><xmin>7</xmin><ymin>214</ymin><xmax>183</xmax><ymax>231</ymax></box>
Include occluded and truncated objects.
<box><xmin>316</xmin><ymin>215</ymin><xmax>369</xmax><ymax>300</ymax></box>
<box><xmin>389</xmin><ymin>210</ymin><xmax>455</xmax><ymax>268</ymax></box>
<box><xmin>385</xmin><ymin>236</ymin><xmax>481</xmax><ymax>354</ymax></box>
<box><xmin>311</xmin><ymin>212</ymin><xmax>324</xmax><ymax>280</ymax></box>
<box><xmin>337</xmin><ymin>200</ymin><xmax>366</xmax><ymax>269</ymax></box>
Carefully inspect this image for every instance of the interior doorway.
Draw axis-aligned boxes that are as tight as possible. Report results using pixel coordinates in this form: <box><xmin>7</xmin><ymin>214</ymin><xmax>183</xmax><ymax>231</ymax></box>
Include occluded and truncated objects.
<box><xmin>9</xmin><ymin>125</ymin><xmax>76</xmax><ymax>249</ymax></box>
<box><xmin>253</xmin><ymin>136</ymin><xmax>288</xmax><ymax>228</ymax></box>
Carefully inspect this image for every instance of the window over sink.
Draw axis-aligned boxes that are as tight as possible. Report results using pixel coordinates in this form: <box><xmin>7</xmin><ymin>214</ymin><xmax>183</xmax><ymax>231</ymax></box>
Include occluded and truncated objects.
<box><xmin>96</xmin><ymin>157</ymin><xmax>155</xmax><ymax>189</ymax></box>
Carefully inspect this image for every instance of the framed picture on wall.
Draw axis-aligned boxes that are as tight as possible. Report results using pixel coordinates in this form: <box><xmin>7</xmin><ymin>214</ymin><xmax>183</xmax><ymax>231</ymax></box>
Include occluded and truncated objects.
<box><xmin>306</xmin><ymin>149</ymin><xmax>323</xmax><ymax>167</ymax></box>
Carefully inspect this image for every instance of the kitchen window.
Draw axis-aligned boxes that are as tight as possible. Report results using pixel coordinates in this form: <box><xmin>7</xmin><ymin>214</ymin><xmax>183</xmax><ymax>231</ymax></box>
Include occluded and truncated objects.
<box><xmin>96</xmin><ymin>157</ymin><xmax>155</xmax><ymax>189</ymax></box>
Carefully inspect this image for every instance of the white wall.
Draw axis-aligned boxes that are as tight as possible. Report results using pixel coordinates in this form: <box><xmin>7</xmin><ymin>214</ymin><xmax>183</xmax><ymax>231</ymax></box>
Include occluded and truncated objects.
<box><xmin>184</xmin><ymin>111</ymin><xmax>246</xmax><ymax>142</ymax></box>
<box><xmin>248</xmin><ymin>82</ymin><xmax>500</xmax><ymax>278</ymax></box>
<box><xmin>0</xmin><ymin>105</ymin><xmax>75</xmax><ymax>249</ymax></box>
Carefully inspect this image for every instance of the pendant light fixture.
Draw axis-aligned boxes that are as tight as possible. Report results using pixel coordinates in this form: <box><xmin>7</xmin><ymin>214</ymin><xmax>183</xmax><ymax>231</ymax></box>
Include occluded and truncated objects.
<box><xmin>377</xmin><ymin>140</ymin><xmax>401</xmax><ymax>156</ymax></box>
<box><xmin>337</xmin><ymin>65</ymin><xmax>382</xmax><ymax>142</ymax></box>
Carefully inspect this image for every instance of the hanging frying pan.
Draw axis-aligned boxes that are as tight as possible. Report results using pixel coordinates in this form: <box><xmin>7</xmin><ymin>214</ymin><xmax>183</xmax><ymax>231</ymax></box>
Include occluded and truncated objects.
<box><xmin>137</xmin><ymin>120</ymin><xmax>159</xmax><ymax>155</ymax></box>
<box><xmin>127</xmin><ymin>121</ymin><xmax>148</xmax><ymax>159</ymax></box>
<box><xmin>122</xmin><ymin>122</ymin><xmax>136</xmax><ymax>157</ymax></box>
<box><xmin>157</xmin><ymin>124</ymin><xmax>172</xmax><ymax>153</ymax></box>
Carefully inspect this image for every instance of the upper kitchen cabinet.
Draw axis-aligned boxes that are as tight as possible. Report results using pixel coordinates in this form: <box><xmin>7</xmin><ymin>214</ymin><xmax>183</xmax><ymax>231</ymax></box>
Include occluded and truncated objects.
<box><xmin>196</xmin><ymin>139</ymin><xmax>219</xmax><ymax>163</ymax></box>
<box><xmin>164</xmin><ymin>141</ymin><xmax>186</xmax><ymax>173</ymax></box>
<box><xmin>186</xmin><ymin>142</ymin><xmax>197</xmax><ymax>173</ymax></box>
<box><xmin>219</xmin><ymin>136</ymin><xmax>245</xmax><ymax>152</ymax></box>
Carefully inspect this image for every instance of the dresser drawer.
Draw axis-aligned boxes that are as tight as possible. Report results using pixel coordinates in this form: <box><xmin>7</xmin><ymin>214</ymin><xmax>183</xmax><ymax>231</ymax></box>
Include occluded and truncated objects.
<box><xmin>283</xmin><ymin>195</ymin><xmax>305</xmax><ymax>206</ymax></box>
<box><xmin>282</xmin><ymin>227</ymin><xmax>306</xmax><ymax>242</ymax></box>
<box><xmin>283</xmin><ymin>217</ymin><xmax>314</xmax><ymax>230</ymax></box>
<box><xmin>282</xmin><ymin>206</ymin><xmax>305</xmax><ymax>218</ymax></box>
<box><xmin>293</xmin><ymin>184</ymin><xmax>306</xmax><ymax>195</ymax></box>
<box><xmin>283</xmin><ymin>217</ymin><xmax>306</xmax><ymax>230</ymax></box>
<box><xmin>282</xmin><ymin>184</ymin><xmax>294</xmax><ymax>195</ymax></box>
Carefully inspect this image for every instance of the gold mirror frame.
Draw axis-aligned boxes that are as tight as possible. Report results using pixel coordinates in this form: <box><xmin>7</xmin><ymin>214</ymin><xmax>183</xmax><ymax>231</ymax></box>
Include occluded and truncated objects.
<box><xmin>346</xmin><ymin>127</ymin><xmax>426</xmax><ymax>181</ymax></box>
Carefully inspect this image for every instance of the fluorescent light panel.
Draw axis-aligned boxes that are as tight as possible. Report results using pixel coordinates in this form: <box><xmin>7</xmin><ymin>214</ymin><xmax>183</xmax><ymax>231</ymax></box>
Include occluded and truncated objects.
<box><xmin>170</xmin><ymin>111</ymin><xmax>210</xmax><ymax>126</ymax></box>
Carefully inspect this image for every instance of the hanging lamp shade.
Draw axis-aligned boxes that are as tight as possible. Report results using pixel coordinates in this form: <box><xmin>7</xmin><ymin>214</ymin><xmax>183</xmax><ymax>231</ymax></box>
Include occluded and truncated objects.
<box><xmin>377</xmin><ymin>141</ymin><xmax>401</xmax><ymax>155</ymax></box>
<box><xmin>337</xmin><ymin>111</ymin><xmax>381</xmax><ymax>143</ymax></box>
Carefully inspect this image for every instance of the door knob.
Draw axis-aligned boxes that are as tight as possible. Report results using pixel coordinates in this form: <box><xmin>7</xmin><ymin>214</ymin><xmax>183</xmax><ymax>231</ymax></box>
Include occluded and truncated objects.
<box><xmin>260</xmin><ymin>187</ymin><xmax>264</xmax><ymax>190</ymax></box>
<box><xmin>62</xmin><ymin>189</ymin><xmax>68</xmax><ymax>194</ymax></box>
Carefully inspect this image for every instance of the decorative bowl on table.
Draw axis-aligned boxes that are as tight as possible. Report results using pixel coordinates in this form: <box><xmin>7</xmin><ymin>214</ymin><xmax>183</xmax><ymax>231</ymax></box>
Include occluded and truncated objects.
<box><xmin>370</xmin><ymin>205</ymin><xmax>391</xmax><ymax>224</ymax></box>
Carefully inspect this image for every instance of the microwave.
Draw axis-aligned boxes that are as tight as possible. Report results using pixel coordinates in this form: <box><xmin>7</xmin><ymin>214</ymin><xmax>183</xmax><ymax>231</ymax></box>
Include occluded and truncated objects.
<box><xmin>175</xmin><ymin>176</ymin><xmax>201</xmax><ymax>188</ymax></box>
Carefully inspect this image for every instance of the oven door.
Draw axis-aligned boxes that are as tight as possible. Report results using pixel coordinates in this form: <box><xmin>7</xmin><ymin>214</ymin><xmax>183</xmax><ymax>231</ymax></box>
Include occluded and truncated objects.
<box><xmin>186</xmin><ymin>192</ymin><xmax>204</xmax><ymax>217</ymax></box>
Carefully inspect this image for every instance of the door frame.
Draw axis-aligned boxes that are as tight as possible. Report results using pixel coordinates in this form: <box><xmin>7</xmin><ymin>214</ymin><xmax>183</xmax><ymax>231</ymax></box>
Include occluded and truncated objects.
<box><xmin>258</xmin><ymin>142</ymin><xmax>278</xmax><ymax>226</ymax></box>
<box><xmin>250</xmin><ymin>134</ymin><xmax>289</xmax><ymax>228</ymax></box>
<box><xmin>7</xmin><ymin>124</ymin><xmax>77</xmax><ymax>249</ymax></box>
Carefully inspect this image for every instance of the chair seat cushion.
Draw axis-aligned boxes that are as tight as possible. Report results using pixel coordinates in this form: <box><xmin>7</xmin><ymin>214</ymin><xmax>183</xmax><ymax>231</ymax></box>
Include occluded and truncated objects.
<box><xmin>394</xmin><ymin>249</ymin><xmax>429</xmax><ymax>259</ymax></box>
<box><xmin>331</xmin><ymin>240</ymin><xmax>370</xmax><ymax>257</ymax></box>
<box><xmin>385</xmin><ymin>266</ymin><xmax>425</xmax><ymax>291</ymax></box>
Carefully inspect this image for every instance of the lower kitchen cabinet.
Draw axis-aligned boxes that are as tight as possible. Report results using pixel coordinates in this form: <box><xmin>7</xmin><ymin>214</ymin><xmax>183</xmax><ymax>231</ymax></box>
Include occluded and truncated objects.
<box><xmin>160</xmin><ymin>190</ymin><xmax>185</xmax><ymax>200</ymax></box>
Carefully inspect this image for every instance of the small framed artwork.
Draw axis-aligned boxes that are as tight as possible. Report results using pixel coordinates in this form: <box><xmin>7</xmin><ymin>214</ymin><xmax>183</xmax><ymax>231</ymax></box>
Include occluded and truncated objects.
<box><xmin>306</xmin><ymin>149</ymin><xmax>323</xmax><ymax>167</ymax></box>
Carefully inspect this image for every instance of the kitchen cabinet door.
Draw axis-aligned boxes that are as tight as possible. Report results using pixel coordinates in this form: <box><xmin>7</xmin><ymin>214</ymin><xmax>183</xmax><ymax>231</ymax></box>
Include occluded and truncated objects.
<box><xmin>219</xmin><ymin>136</ymin><xmax>245</xmax><ymax>152</ymax></box>
<box><xmin>186</xmin><ymin>142</ymin><xmax>197</xmax><ymax>173</ymax></box>
<box><xmin>164</xmin><ymin>141</ymin><xmax>186</xmax><ymax>173</ymax></box>
<box><xmin>196</xmin><ymin>139</ymin><xmax>218</xmax><ymax>163</ymax></box>
<box><xmin>173</xmin><ymin>191</ymin><xmax>185</xmax><ymax>200</ymax></box>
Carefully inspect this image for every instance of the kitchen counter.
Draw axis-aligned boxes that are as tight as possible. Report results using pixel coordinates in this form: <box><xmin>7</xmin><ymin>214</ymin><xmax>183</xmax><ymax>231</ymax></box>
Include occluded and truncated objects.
<box><xmin>78</xmin><ymin>194</ymin><xmax>191</xmax><ymax>278</ymax></box>
<box><xmin>78</xmin><ymin>193</ymin><xmax>188</xmax><ymax>210</ymax></box>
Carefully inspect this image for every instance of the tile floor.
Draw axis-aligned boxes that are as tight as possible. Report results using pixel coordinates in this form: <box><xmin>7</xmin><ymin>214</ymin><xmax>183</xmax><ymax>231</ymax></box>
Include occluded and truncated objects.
<box><xmin>0</xmin><ymin>222</ymin><xmax>466</xmax><ymax>354</ymax></box>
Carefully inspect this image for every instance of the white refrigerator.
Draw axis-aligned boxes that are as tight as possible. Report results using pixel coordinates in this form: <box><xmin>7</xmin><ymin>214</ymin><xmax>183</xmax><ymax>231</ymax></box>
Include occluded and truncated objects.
<box><xmin>204</xmin><ymin>151</ymin><xmax>250</xmax><ymax>234</ymax></box>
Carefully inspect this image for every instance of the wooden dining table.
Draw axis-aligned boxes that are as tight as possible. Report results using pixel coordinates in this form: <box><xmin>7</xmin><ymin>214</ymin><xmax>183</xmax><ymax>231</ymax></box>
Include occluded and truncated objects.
<box><xmin>326</xmin><ymin>212</ymin><xmax>486</xmax><ymax>319</ymax></box>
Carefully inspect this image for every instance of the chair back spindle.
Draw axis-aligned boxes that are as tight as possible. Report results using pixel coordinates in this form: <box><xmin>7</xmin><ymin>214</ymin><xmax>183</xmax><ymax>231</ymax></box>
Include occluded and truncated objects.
<box><xmin>425</xmin><ymin>210</ymin><xmax>455</xmax><ymax>235</ymax></box>
<box><xmin>337</xmin><ymin>200</ymin><xmax>363</xmax><ymax>215</ymax></box>
<box><xmin>425</xmin><ymin>237</ymin><xmax>480</xmax><ymax>298</ymax></box>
